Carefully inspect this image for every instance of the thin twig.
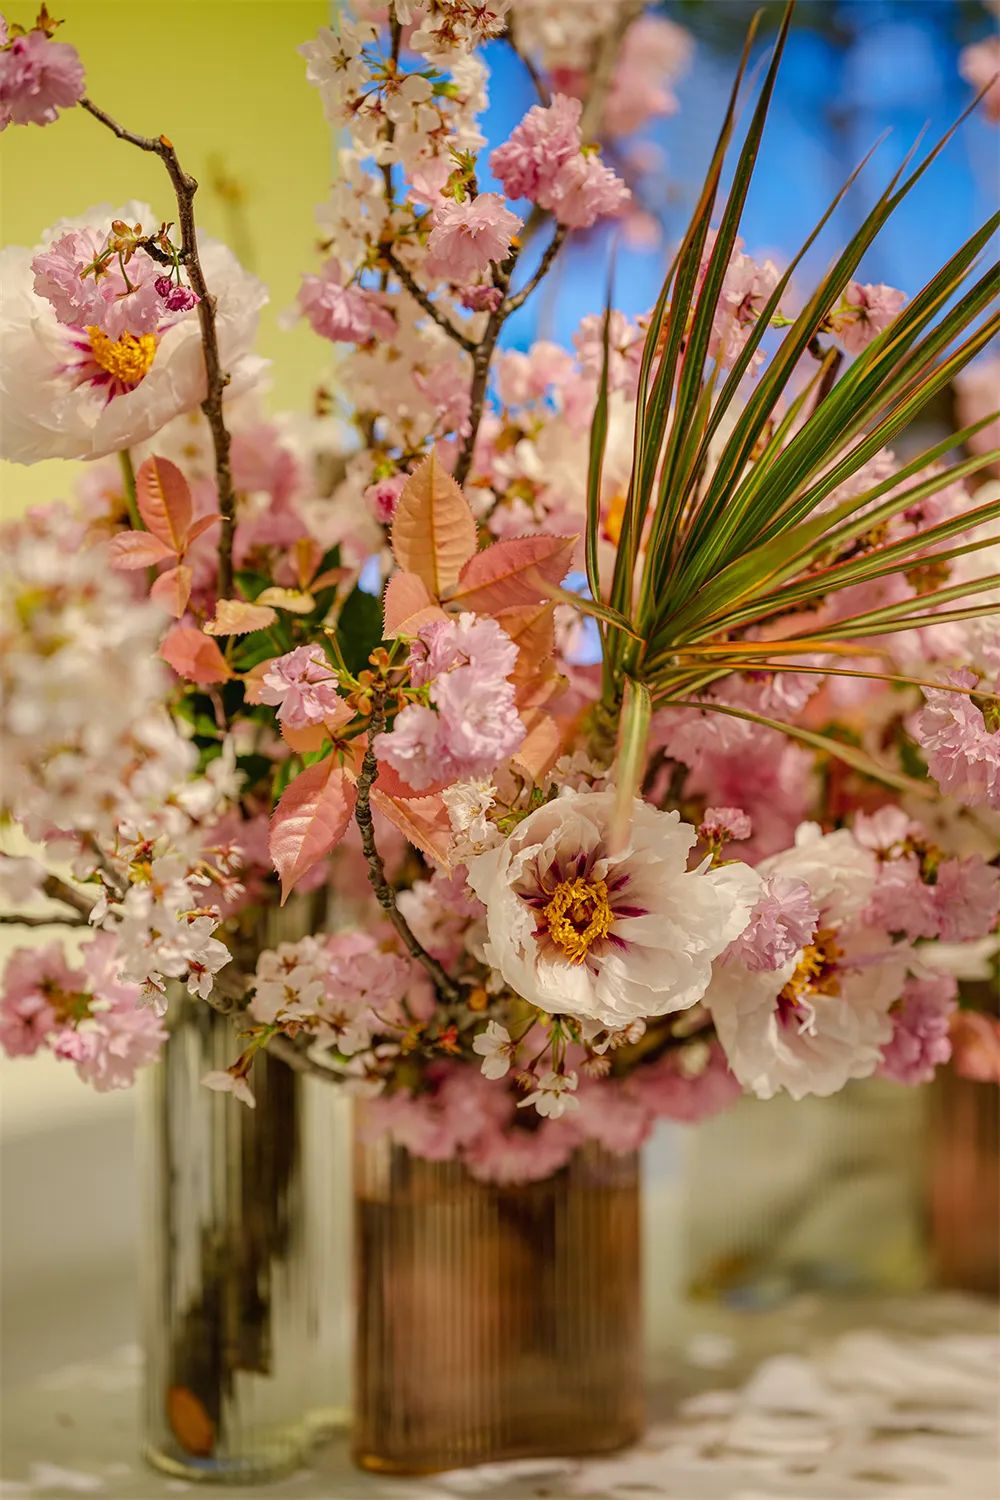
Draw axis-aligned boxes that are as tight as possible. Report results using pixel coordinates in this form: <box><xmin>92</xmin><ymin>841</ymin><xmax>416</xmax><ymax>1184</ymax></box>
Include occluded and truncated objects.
<box><xmin>42</xmin><ymin>875</ymin><xmax>96</xmax><ymax>919</ymax></box>
<box><xmin>0</xmin><ymin>912</ymin><xmax>87</xmax><ymax>929</ymax></box>
<box><xmin>267</xmin><ymin>1033</ymin><xmax>343</xmax><ymax>1081</ymax></box>
<box><xmin>503</xmin><ymin>225</ymin><xmax>569</xmax><ymax>316</ymax></box>
<box><xmin>383</xmin><ymin>247</ymin><xmax>477</xmax><ymax>352</ymax></box>
<box><xmin>354</xmin><ymin>692</ymin><xmax>463</xmax><ymax>1002</ymax></box>
<box><xmin>80</xmin><ymin>97</ymin><xmax>238</xmax><ymax>597</ymax></box>
<box><xmin>453</xmin><ymin>248</ymin><xmax>520</xmax><ymax>487</ymax></box>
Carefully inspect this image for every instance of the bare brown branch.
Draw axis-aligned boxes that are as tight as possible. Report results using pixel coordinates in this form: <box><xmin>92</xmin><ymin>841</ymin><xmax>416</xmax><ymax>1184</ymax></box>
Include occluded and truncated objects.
<box><xmin>383</xmin><ymin>247</ymin><xmax>477</xmax><ymax>352</ymax></box>
<box><xmin>80</xmin><ymin>97</ymin><xmax>239</xmax><ymax>597</ymax></box>
<box><xmin>353</xmin><ymin>692</ymin><xmax>463</xmax><ymax>1002</ymax></box>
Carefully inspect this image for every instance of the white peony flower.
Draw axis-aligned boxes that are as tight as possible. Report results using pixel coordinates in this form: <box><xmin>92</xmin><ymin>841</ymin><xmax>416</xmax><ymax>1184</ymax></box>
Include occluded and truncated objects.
<box><xmin>705</xmin><ymin>824</ymin><xmax>910</xmax><ymax>1101</ymax></box>
<box><xmin>466</xmin><ymin>790</ymin><xmax>760</xmax><ymax>1027</ymax></box>
<box><xmin>0</xmin><ymin>202</ymin><xmax>267</xmax><ymax>463</ymax></box>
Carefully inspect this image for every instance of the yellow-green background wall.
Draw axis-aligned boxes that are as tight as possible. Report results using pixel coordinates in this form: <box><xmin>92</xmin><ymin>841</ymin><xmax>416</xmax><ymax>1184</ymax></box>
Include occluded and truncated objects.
<box><xmin>1</xmin><ymin>0</ymin><xmax>334</xmax><ymax>515</ymax></box>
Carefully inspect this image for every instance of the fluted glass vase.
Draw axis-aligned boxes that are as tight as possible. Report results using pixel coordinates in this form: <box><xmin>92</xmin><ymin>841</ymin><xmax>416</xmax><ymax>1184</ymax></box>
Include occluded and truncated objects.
<box><xmin>141</xmin><ymin>899</ymin><xmax>351</xmax><ymax>1482</ymax></box>
<box><xmin>352</xmin><ymin>1112</ymin><xmax>643</xmax><ymax>1475</ymax></box>
<box><xmin>928</xmin><ymin>1071</ymin><xmax>999</xmax><ymax>1295</ymax></box>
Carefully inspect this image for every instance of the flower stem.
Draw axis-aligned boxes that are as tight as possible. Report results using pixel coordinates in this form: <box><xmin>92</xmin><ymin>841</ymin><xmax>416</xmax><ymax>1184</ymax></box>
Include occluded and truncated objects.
<box><xmin>118</xmin><ymin>448</ymin><xmax>141</xmax><ymax>529</ymax></box>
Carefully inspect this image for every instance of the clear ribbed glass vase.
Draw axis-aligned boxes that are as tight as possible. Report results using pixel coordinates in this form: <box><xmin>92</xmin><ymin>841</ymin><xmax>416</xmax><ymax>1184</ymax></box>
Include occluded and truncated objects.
<box><xmin>141</xmin><ymin>898</ymin><xmax>352</xmax><ymax>1483</ymax></box>
<box><xmin>352</xmin><ymin>1113</ymin><xmax>643</xmax><ymax>1475</ymax></box>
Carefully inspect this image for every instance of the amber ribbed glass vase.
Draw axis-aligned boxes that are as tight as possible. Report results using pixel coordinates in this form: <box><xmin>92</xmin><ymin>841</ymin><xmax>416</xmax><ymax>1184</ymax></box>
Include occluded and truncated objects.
<box><xmin>929</xmin><ymin>1071</ymin><xmax>999</xmax><ymax>1295</ymax></box>
<box><xmin>352</xmin><ymin>1115</ymin><xmax>643</xmax><ymax>1475</ymax></box>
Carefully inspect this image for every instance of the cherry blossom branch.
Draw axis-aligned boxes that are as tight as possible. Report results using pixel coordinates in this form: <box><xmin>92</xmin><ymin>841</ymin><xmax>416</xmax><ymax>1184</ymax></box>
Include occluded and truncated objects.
<box><xmin>354</xmin><ymin>692</ymin><xmax>463</xmax><ymax>1003</ymax></box>
<box><xmin>503</xmin><ymin>224</ymin><xmax>569</xmax><ymax>315</ymax></box>
<box><xmin>453</xmin><ymin>249</ymin><xmax>520</xmax><ymax>487</ymax></box>
<box><xmin>41</xmin><ymin>874</ymin><xmax>98</xmax><ymax>918</ymax></box>
<box><xmin>267</xmin><ymin>1032</ymin><xmax>342</xmax><ymax>1080</ymax></box>
<box><xmin>0</xmin><ymin>873</ymin><xmax>96</xmax><ymax>928</ymax></box>
<box><xmin>0</xmin><ymin>912</ymin><xmax>87</xmax><ymax>928</ymax></box>
<box><xmin>80</xmin><ymin>97</ymin><xmax>239</xmax><ymax>597</ymax></box>
<box><xmin>383</xmin><ymin>247</ymin><xmax>477</xmax><ymax>352</ymax></box>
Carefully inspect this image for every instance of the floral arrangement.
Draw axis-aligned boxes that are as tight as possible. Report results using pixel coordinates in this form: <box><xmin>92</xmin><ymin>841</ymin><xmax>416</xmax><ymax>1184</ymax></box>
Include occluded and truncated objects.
<box><xmin>2</xmin><ymin>1</ymin><xmax>999</xmax><ymax>1187</ymax></box>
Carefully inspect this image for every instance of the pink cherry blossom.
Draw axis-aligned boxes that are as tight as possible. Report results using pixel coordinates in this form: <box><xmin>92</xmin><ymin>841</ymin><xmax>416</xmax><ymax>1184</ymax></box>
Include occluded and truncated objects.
<box><xmin>298</xmin><ymin>258</ymin><xmax>396</xmax><ymax>344</ymax></box>
<box><xmin>696</xmin><ymin>233</ymin><xmax>782</xmax><ymax>368</ymax></box>
<box><xmin>631</xmin><ymin>1041</ymin><xmax>743</xmax><ymax>1123</ymax></box>
<box><xmin>603</xmin><ymin>16</ymin><xmax>691</xmax><ymax>138</ymax></box>
<box><xmin>154</xmin><ymin>276</ymin><xmax>200</xmax><ymax>313</ymax></box>
<box><xmin>377</xmin><ymin>615</ymin><xmax>525</xmax><ymax>790</ymax></box>
<box><xmin>573</xmin><ymin>1078</ymin><xmax>653</xmax><ymax>1153</ymax></box>
<box><xmin>933</xmin><ymin>856</ymin><xmax>1000</xmax><ymax>942</ymax></box>
<box><xmin>700</xmin><ymin>806</ymin><xmax>752</xmax><ymax>844</ymax></box>
<box><xmin>464</xmin><ymin>1117</ymin><xmax>580</xmax><ymax>1185</ymax></box>
<box><xmin>867</xmin><ymin>853</ymin><xmax>940</xmax><ymax>940</ymax></box>
<box><xmin>54</xmin><ymin>992</ymin><xmax>166</xmax><ymax>1090</ymax></box>
<box><xmin>878</xmin><ymin>974</ymin><xmax>957</xmax><ymax>1087</ymax></box>
<box><xmin>259</xmin><ymin>644</ymin><xmax>348</xmax><ymax>729</ymax></box>
<box><xmin>0</xmin><ymin>943</ymin><xmax>74</xmax><ymax>1056</ymax></box>
<box><xmin>408</xmin><ymin>156</ymin><xmax>452</xmax><ymax>207</ymax></box>
<box><xmin>364</xmin><ymin>472</ymin><xmax>406</xmax><ymax>524</ymax></box>
<box><xmin>362</xmin><ymin>1061</ymin><xmax>510</xmax><ymax>1162</ymax></box>
<box><xmin>424</xmin><ymin>194</ymin><xmax>521</xmax><ymax>283</ymax></box>
<box><xmin>32</xmin><ymin>229</ymin><xmax>164</xmax><ymax>338</ymax></box>
<box><xmin>573</xmin><ymin>310</ymin><xmax>643</xmax><ymax>395</ymax></box>
<box><xmin>458</xmin><ymin>283</ymin><xmax>503</xmax><ymax>313</ymax></box>
<box><xmin>324</xmin><ymin>929</ymin><xmax>413</xmax><ymax>1031</ymax></box>
<box><xmin>413</xmin><ymin>360</ymin><xmax>472</xmax><ymax>436</ymax></box>
<box><xmin>546</xmin><ymin>150</ymin><xmax>631</xmax><ymax>230</ymax></box>
<box><xmin>408</xmin><ymin>613</ymin><xmax>518</xmax><ymax>687</ymax></box>
<box><xmin>959</xmin><ymin>35</ymin><xmax>1000</xmax><ymax>123</ymax></box>
<box><xmin>955</xmin><ymin>358</ymin><xmax>1000</xmax><ymax>476</ymax></box>
<box><xmin>495</xmin><ymin>340</ymin><xmax>576</xmax><ymax>406</ymax></box>
<box><xmin>490</xmin><ymin>94</ymin><xmax>629</xmax><ymax>229</ymax></box>
<box><xmin>913</xmin><ymin>670</ymin><xmax>1000</xmax><ymax>811</ymax></box>
<box><xmin>726</xmin><ymin>874</ymin><xmax>819</xmax><ymax>973</ymax></box>
<box><xmin>490</xmin><ymin>94</ymin><xmax>582</xmax><ymax>202</ymax></box>
<box><xmin>828</xmin><ymin>281</ymin><xmax>907</xmax><ymax>355</ymax></box>
<box><xmin>0</xmin><ymin>25</ymin><xmax>84</xmax><ymax>130</ymax></box>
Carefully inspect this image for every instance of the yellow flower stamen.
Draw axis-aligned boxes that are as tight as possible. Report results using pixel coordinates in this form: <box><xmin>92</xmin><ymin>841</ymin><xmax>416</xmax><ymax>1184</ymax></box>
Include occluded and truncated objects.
<box><xmin>86</xmin><ymin>325</ymin><xmax>157</xmax><ymax>386</ymax></box>
<box><xmin>779</xmin><ymin>927</ymin><xmax>843</xmax><ymax>1007</ymax></box>
<box><xmin>541</xmin><ymin>876</ymin><xmax>614</xmax><ymax>964</ymax></box>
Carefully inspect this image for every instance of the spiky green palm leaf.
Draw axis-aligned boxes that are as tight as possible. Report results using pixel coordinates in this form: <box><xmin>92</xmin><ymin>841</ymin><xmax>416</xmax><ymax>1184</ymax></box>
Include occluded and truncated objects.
<box><xmin>589</xmin><ymin>1</ymin><xmax>1000</xmax><ymax>810</ymax></box>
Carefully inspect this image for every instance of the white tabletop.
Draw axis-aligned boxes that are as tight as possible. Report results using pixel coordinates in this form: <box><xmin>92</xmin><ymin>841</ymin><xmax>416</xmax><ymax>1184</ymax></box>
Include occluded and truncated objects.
<box><xmin>2</xmin><ymin>1285</ymin><xmax>997</xmax><ymax>1500</ymax></box>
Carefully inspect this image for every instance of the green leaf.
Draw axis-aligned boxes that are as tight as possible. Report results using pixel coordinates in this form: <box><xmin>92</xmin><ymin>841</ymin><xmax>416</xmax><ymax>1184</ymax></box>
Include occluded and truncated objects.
<box><xmin>586</xmin><ymin>267</ymin><xmax>614</xmax><ymax>618</ymax></box>
<box><xmin>336</xmin><ymin>585</ymin><xmax>385</xmax><ymax>673</ymax></box>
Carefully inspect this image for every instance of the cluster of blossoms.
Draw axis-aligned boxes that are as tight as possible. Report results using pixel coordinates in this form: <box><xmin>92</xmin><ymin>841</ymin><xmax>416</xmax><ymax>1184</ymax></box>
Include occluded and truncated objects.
<box><xmin>0</xmin><ymin>6</ymin><xmax>84</xmax><ymax>131</ymax></box>
<box><xmin>0</xmin><ymin>935</ymin><xmax>165</xmax><ymax>1090</ymax></box>
<box><xmin>375</xmin><ymin>614</ymin><xmax>525</xmax><ymax>789</ymax></box>
<box><xmin>1</xmin><ymin>1</ymin><xmax>997</xmax><ymax>1178</ymax></box>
